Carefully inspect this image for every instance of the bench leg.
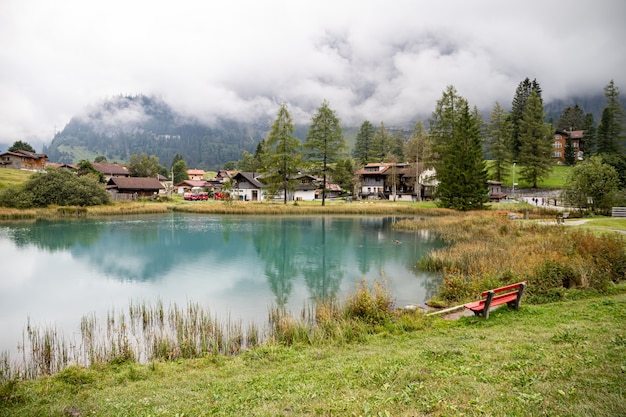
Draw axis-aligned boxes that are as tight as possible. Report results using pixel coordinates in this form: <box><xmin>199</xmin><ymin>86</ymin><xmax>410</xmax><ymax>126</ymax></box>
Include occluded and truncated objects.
<box><xmin>483</xmin><ymin>291</ymin><xmax>494</xmax><ymax>319</ymax></box>
<box><xmin>513</xmin><ymin>283</ymin><xmax>526</xmax><ymax>309</ymax></box>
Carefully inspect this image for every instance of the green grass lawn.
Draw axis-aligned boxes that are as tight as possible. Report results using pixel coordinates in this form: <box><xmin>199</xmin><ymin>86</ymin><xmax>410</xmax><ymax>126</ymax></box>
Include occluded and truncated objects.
<box><xmin>2</xmin><ymin>288</ymin><xmax>625</xmax><ymax>417</ymax></box>
<box><xmin>489</xmin><ymin>162</ymin><xmax>571</xmax><ymax>189</ymax></box>
<box><xmin>574</xmin><ymin>217</ymin><xmax>626</xmax><ymax>231</ymax></box>
<box><xmin>0</xmin><ymin>169</ymin><xmax>33</xmax><ymax>189</ymax></box>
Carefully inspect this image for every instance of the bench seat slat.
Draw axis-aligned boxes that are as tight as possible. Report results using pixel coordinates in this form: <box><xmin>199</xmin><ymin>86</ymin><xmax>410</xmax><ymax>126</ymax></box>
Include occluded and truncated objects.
<box><xmin>465</xmin><ymin>291</ymin><xmax>518</xmax><ymax>312</ymax></box>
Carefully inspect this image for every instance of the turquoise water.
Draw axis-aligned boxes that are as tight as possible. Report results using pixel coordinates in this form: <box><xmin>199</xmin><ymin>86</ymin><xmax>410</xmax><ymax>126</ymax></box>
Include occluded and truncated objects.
<box><xmin>0</xmin><ymin>214</ymin><xmax>443</xmax><ymax>354</ymax></box>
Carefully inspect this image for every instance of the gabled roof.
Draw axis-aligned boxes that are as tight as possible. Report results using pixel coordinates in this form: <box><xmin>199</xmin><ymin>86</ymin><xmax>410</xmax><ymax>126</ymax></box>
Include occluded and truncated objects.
<box><xmin>234</xmin><ymin>172</ymin><xmax>265</xmax><ymax>188</ymax></box>
<box><xmin>0</xmin><ymin>150</ymin><xmax>47</xmax><ymax>160</ymax></box>
<box><xmin>175</xmin><ymin>180</ymin><xmax>208</xmax><ymax>188</ymax></box>
<box><xmin>106</xmin><ymin>177</ymin><xmax>164</xmax><ymax>191</ymax></box>
<box><xmin>187</xmin><ymin>169</ymin><xmax>205</xmax><ymax>176</ymax></box>
<box><xmin>93</xmin><ymin>162</ymin><xmax>129</xmax><ymax>176</ymax></box>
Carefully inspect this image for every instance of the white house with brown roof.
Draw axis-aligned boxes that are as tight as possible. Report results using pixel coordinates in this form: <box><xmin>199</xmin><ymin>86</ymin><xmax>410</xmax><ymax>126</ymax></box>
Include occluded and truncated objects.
<box><xmin>106</xmin><ymin>177</ymin><xmax>165</xmax><ymax>200</ymax></box>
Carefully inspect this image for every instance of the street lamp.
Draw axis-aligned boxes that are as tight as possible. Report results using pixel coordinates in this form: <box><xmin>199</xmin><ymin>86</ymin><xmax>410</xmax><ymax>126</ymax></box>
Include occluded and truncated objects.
<box><xmin>512</xmin><ymin>163</ymin><xmax>516</xmax><ymax>198</ymax></box>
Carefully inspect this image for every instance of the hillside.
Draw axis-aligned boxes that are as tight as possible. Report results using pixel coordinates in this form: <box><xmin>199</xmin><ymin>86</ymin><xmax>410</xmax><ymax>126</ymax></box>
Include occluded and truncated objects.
<box><xmin>43</xmin><ymin>95</ymin><xmax>268</xmax><ymax>170</ymax></box>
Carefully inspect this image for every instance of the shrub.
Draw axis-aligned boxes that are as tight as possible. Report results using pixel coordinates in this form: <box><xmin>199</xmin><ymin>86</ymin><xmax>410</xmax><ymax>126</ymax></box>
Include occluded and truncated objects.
<box><xmin>0</xmin><ymin>168</ymin><xmax>110</xmax><ymax>208</ymax></box>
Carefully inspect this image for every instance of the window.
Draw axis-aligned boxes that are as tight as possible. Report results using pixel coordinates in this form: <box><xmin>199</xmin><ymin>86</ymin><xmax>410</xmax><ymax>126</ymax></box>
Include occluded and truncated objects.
<box><xmin>553</xmin><ymin>151</ymin><xmax>562</xmax><ymax>158</ymax></box>
<box><xmin>553</xmin><ymin>141</ymin><xmax>562</xmax><ymax>148</ymax></box>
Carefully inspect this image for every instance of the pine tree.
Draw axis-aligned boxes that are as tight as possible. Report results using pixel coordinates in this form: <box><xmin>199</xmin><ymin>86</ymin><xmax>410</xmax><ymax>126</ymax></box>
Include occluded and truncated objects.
<box><xmin>597</xmin><ymin>80</ymin><xmax>624</xmax><ymax>155</ymax></box>
<box><xmin>261</xmin><ymin>104</ymin><xmax>302</xmax><ymax>204</ymax></box>
<box><xmin>582</xmin><ymin>113</ymin><xmax>597</xmax><ymax>156</ymax></box>
<box><xmin>564</xmin><ymin>133</ymin><xmax>576</xmax><ymax>166</ymax></box>
<box><xmin>510</xmin><ymin>78</ymin><xmax>542</xmax><ymax>160</ymax></box>
<box><xmin>518</xmin><ymin>91</ymin><xmax>553</xmax><ymax>188</ymax></box>
<box><xmin>353</xmin><ymin>121</ymin><xmax>375</xmax><ymax>164</ymax></box>
<box><xmin>430</xmin><ymin>85</ymin><xmax>488</xmax><ymax>210</ymax></box>
<box><xmin>304</xmin><ymin>100</ymin><xmax>346</xmax><ymax>206</ymax></box>
<box><xmin>371</xmin><ymin>122</ymin><xmax>395</xmax><ymax>162</ymax></box>
<box><xmin>485</xmin><ymin>102</ymin><xmax>513</xmax><ymax>182</ymax></box>
<box><xmin>556</xmin><ymin>104</ymin><xmax>586</xmax><ymax>131</ymax></box>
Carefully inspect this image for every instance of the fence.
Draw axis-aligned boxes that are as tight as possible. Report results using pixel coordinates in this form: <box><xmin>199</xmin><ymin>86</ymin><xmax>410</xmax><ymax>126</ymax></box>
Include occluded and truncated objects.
<box><xmin>611</xmin><ymin>207</ymin><xmax>626</xmax><ymax>217</ymax></box>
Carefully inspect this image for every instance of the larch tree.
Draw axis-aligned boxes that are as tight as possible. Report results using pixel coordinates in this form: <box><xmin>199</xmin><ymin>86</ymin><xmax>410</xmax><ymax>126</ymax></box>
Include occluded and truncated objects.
<box><xmin>261</xmin><ymin>104</ymin><xmax>302</xmax><ymax>204</ymax></box>
<box><xmin>485</xmin><ymin>102</ymin><xmax>513</xmax><ymax>182</ymax></box>
<box><xmin>353</xmin><ymin>121</ymin><xmax>375</xmax><ymax>165</ymax></box>
<box><xmin>517</xmin><ymin>90</ymin><xmax>553</xmax><ymax>188</ymax></box>
<box><xmin>304</xmin><ymin>100</ymin><xmax>346</xmax><ymax>206</ymax></box>
<box><xmin>403</xmin><ymin>120</ymin><xmax>431</xmax><ymax>200</ymax></box>
<box><xmin>430</xmin><ymin>85</ymin><xmax>488</xmax><ymax>210</ymax></box>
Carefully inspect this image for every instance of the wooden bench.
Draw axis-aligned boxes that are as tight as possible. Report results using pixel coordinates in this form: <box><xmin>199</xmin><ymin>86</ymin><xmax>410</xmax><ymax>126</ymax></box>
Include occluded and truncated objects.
<box><xmin>556</xmin><ymin>212</ymin><xmax>569</xmax><ymax>224</ymax></box>
<box><xmin>463</xmin><ymin>282</ymin><xmax>527</xmax><ymax>319</ymax></box>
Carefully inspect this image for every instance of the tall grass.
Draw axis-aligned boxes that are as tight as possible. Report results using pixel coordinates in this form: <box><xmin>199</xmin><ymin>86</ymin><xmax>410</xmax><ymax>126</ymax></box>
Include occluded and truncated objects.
<box><xmin>396</xmin><ymin>212</ymin><xmax>626</xmax><ymax>305</ymax></box>
<box><xmin>5</xmin><ymin>300</ymin><xmax>254</xmax><ymax>380</ymax></box>
<box><xmin>4</xmin><ymin>280</ymin><xmax>405</xmax><ymax>380</ymax></box>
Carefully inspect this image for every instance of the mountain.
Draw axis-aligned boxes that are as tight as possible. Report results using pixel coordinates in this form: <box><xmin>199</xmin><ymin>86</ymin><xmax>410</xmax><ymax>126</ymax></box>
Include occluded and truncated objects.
<box><xmin>43</xmin><ymin>93</ymin><xmax>624</xmax><ymax>170</ymax></box>
<box><xmin>43</xmin><ymin>95</ymin><xmax>269</xmax><ymax>170</ymax></box>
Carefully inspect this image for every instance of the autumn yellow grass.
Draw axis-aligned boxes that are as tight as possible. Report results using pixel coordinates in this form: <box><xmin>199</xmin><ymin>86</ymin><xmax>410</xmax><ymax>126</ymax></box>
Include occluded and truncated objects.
<box><xmin>395</xmin><ymin>211</ymin><xmax>626</xmax><ymax>306</ymax></box>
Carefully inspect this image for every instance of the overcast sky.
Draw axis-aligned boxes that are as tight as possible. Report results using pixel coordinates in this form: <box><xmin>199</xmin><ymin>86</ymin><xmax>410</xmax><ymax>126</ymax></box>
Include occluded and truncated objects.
<box><xmin>1</xmin><ymin>0</ymin><xmax>625</xmax><ymax>146</ymax></box>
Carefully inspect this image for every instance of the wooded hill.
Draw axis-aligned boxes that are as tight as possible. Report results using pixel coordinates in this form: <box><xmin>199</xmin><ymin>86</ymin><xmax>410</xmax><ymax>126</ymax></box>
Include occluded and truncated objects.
<box><xmin>41</xmin><ymin>93</ymin><xmax>621</xmax><ymax>170</ymax></box>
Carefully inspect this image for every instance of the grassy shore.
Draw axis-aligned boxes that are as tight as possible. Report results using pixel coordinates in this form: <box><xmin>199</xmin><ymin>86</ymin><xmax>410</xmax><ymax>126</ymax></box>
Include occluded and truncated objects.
<box><xmin>1</xmin><ymin>288</ymin><xmax>625</xmax><ymax>416</ymax></box>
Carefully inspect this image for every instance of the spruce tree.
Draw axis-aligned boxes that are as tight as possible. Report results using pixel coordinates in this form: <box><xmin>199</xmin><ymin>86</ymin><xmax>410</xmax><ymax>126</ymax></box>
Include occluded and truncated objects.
<box><xmin>556</xmin><ymin>104</ymin><xmax>586</xmax><ymax>131</ymax></box>
<box><xmin>304</xmin><ymin>100</ymin><xmax>346</xmax><ymax>206</ymax></box>
<box><xmin>518</xmin><ymin>91</ymin><xmax>553</xmax><ymax>188</ymax></box>
<box><xmin>353</xmin><ymin>121</ymin><xmax>375</xmax><ymax>164</ymax></box>
<box><xmin>597</xmin><ymin>80</ymin><xmax>624</xmax><ymax>155</ymax></box>
<box><xmin>430</xmin><ymin>86</ymin><xmax>488</xmax><ymax>210</ymax></box>
<box><xmin>510</xmin><ymin>78</ymin><xmax>542</xmax><ymax>160</ymax></box>
<box><xmin>371</xmin><ymin>122</ymin><xmax>395</xmax><ymax>162</ymax></box>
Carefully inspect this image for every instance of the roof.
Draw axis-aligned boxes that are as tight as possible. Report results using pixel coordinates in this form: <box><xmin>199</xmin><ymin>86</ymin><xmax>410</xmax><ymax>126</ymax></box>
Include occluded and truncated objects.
<box><xmin>187</xmin><ymin>169</ymin><xmax>205</xmax><ymax>175</ymax></box>
<box><xmin>93</xmin><ymin>162</ymin><xmax>129</xmax><ymax>176</ymax></box>
<box><xmin>234</xmin><ymin>172</ymin><xmax>265</xmax><ymax>188</ymax></box>
<box><xmin>0</xmin><ymin>150</ymin><xmax>47</xmax><ymax>160</ymax></box>
<box><xmin>106</xmin><ymin>177</ymin><xmax>165</xmax><ymax>191</ymax></box>
<box><xmin>175</xmin><ymin>180</ymin><xmax>208</xmax><ymax>187</ymax></box>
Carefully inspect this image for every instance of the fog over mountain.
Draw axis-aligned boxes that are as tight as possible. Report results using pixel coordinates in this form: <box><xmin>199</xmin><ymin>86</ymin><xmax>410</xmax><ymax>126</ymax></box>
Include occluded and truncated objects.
<box><xmin>1</xmin><ymin>0</ymin><xmax>624</xmax><ymax>151</ymax></box>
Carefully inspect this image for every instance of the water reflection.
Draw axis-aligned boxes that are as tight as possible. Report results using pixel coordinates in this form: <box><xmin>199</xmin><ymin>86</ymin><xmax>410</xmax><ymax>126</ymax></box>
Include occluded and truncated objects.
<box><xmin>0</xmin><ymin>214</ymin><xmax>444</xmax><ymax>353</ymax></box>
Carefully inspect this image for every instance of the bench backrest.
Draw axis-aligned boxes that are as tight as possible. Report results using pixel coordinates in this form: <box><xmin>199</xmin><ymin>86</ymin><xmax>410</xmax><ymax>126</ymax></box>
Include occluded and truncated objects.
<box><xmin>480</xmin><ymin>281</ymin><xmax>527</xmax><ymax>297</ymax></box>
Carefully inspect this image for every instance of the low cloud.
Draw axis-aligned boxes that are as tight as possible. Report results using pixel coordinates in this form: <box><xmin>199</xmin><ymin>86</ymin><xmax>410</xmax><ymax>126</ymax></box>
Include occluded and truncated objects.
<box><xmin>1</xmin><ymin>0</ymin><xmax>624</xmax><ymax>144</ymax></box>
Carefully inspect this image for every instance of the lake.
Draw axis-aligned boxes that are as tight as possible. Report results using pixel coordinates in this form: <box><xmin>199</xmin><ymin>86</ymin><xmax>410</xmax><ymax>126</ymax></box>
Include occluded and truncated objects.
<box><xmin>0</xmin><ymin>214</ymin><xmax>444</xmax><ymax>355</ymax></box>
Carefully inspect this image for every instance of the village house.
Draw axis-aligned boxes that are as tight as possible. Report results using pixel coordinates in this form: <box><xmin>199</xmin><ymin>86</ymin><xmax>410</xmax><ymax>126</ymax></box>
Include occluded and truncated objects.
<box><xmin>231</xmin><ymin>172</ymin><xmax>265</xmax><ymax>201</ymax></box>
<box><xmin>106</xmin><ymin>177</ymin><xmax>165</xmax><ymax>200</ymax></box>
<box><xmin>356</xmin><ymin>162</ymin><xmax>437</xmax><ymax>201</ymax></box>
<box><xmin>174</xmin><ymin>179</ymin><xmax>210</xmax><ymax>195</ymax></box>
<box><xmin>553</xmin><ymin>130</ymin><xmax>584</xmax><ymax>162</ymax></box>
<box><xmin>92</xmin><ymin>162</ymin><xmax>130</xmax><ymax>182</ymax></box>
<box><xmin>0</xmin><ymin>150</ymin><xmax>48</xmax><ymax>171</ymax></box>
<box><xmin>186</xmin><ymin>169</ymin><xmax>205</xmax><ymax>181</ymax></box>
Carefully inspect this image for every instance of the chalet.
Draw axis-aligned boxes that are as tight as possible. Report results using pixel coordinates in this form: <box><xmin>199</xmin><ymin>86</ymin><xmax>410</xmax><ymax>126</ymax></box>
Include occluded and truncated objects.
<box><xmin>175</xmin><ymin>180</ymin><xmax>209</xmax><ymax>194</ymax></box>
<box><xmin>553</xmin><ymin>130</ymin><xmax>583</xmax><ymax>162</ymax></box>
<box><xmin>46</xmin><ymin>163</ymin><xmax>78</xmax><ymax>170</ymax></box>
<box><xmin>0</xmin><ymin>150</ymin><xmax>47</xmax><ymax>171</ymax></box>
<box><xmin>231</xmin><ymin>172</ymin><xmax>265</xmax><ymax>201</ymax></box>
<box><xmin>106</xmin><ymin>177</ymin><xmax>165</xmax><ymax>200</ymax></box>
<box><xmin>356</xmin><ymin>162</ymin><xmax>437</xmax><ymax>201</ymax></box>
<box><xmin>293</xmin><ymin>174</ymin><xmax>318</xmax><ymax>201</ymax></box>
<box><xmin>92</xmin><ymin>162</ymin><xmax>130</xmax><ymax>182</ymax></box>
<box><xmin>187</xmin><ymin>169</ymin><xmax>205</xmax><ymax>181</ymax></box>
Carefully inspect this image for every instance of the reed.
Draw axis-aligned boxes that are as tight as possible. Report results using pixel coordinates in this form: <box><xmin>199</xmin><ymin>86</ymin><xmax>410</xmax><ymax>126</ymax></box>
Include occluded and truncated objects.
<box><xmin>396</xmin><ymin>211</ymin><xmax>626</xmax><ymax>305</ymax></box>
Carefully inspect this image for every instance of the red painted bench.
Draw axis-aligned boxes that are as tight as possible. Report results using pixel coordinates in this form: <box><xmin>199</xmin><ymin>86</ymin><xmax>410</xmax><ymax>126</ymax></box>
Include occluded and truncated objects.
<box><xmin>464</xmin><ymin>282</ymin><xmax>527</xmax><ymax>319</ymax></box>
